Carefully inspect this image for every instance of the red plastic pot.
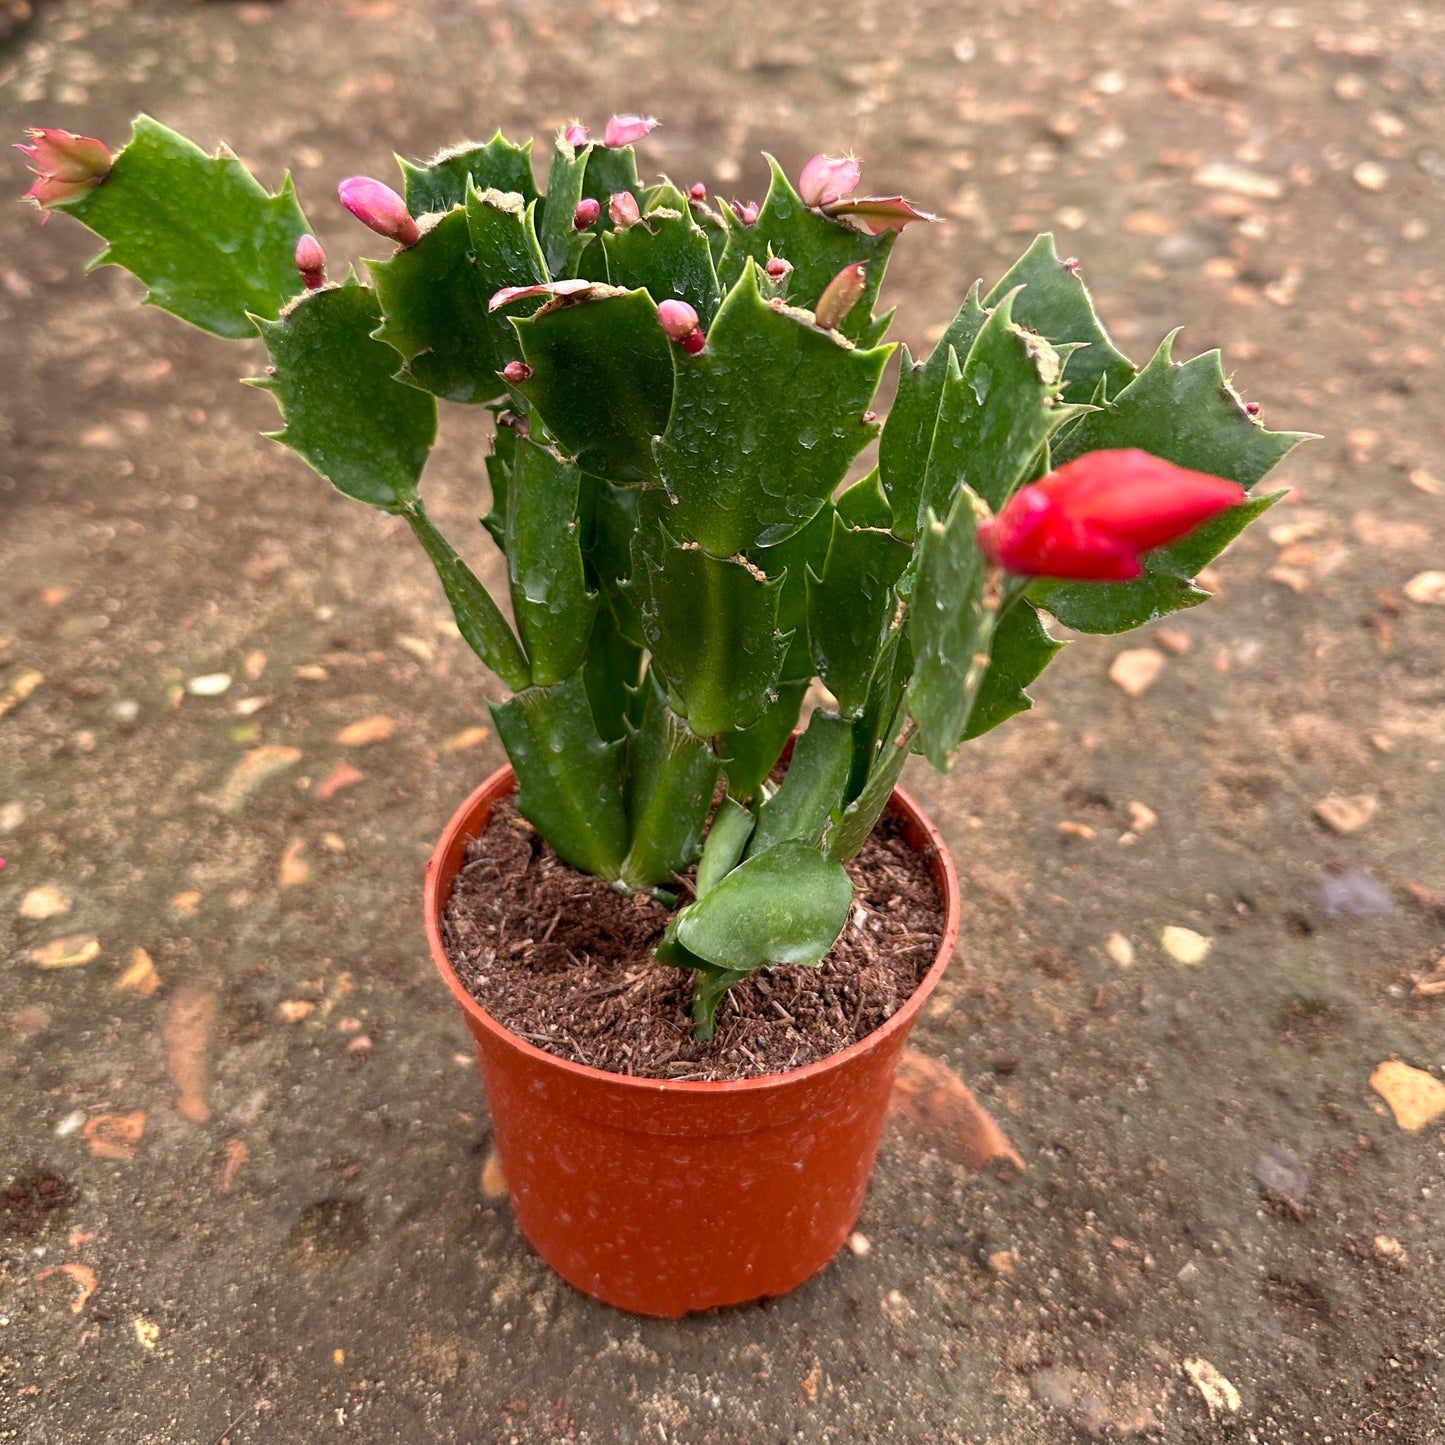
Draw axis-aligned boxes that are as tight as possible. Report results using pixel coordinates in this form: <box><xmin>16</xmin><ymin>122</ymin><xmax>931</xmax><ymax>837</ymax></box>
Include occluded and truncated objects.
<box><xmin>424</xmin><ymin>763</ymin><xmax>960</xmax><ymax>1317</ymax></box>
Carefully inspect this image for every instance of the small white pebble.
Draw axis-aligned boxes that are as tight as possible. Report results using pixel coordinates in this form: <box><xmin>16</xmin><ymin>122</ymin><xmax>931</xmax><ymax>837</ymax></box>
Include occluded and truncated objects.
<box><xmin>186</xmin><ymin>673</ymin><xmax>232</xmax><ymax>697</ymax></box>
<box><xmin>847</xmin><ymin>1232</ymin><xmax>871</xmax><ymax>1256</ymax></box>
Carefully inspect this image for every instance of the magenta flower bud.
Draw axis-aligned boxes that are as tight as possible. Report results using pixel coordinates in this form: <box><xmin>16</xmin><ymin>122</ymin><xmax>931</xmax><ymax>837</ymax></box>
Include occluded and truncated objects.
<box><xmin>603</xmin><ymin>114</ymin><xmax>659</xmax><ymax>148</ymax></box>
<box><xmin>814</xmin><ymin>263</ymin><xmax>867</xmax><ymax>330</ymax></box>
<box><xmin>608</xmin><ymin>190</ymin><xmax>641</xmax><ymax>229</ymax></box>
<box><xmin>16</xmin><ymin>127</ymin><xmax>112</xmax><ymax>208</ymax></box>
<box><xmin>976</xmin><ymin>450</ymin><xmax>1246</xmax><ymax>581</ymax></box>
<box><xmin>502</xmin><ymin>360</ymin><xmax>533</xmax><ymax>384</ymax></box>
<box><xmin>572</xmin><ymin>197</ymin><xmax>601</xmax><ymax>230</ymax></box>
<box><xmin>764</xmin><ymin>256</ymin><xmax>792</xmax><ymax>281</ymax></box>
<box><xmin>822</xmin><ymin>194</ymin><xmax>936</xmax><ymax>234</ymax></box>
<box><xmin>294</xmin><ymin>233</ymin><xmax>327</xmax><ymax>289</ymax></box>
<box><xmin>688</xmin><ymin>182</ymin><xmax>707</xmax><ymax>201</ymax></box>
<box><xmin>797</xmin><ymin>152</ymin><xmax>861</xmax><ymax>209</ymax></box>
<box><xmin>657</xmin><ymin>298</ymin><xmax>705</xmax><ymax>354</ymax></box>
<box><xmin>337</xmin><ymin>176</ymin><xmax>421</xmax><ymax>247</ymax></box>
<box><xmin>730</xmin><ymin>198</ymin><xmax>760</xmax><ymax>226</ymax></box>
<box><xmin>563</xmin><ymin>122</ymin><xmax>590</xmax><ymax>148</ymax></box>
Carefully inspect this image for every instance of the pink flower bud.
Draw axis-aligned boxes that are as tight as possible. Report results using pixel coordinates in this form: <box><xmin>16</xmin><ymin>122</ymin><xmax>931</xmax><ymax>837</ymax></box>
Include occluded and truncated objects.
<box><xmin>573</xmin><ymin>197</ymin><xmax>601</xmax><ymax>229</ymax></box>
<box><xmin>16</xmin><ymin>127</ymin><xmax>111</xmax><ymax>208</ymax></box>
<box><xmin>603</xmin><ymin>114</ymin><xmax>659</xmax><ymax>148</ymax></box>
<box><xmin>814</xmin><ymin>262</ymin><xmax>867</xmax><ymax>330</ymax></box>
<box><xmin>563</xmin><ymin>122</ymin><xmax>590</xmax><ymax>148</ymax></box>
<box><xmin>764</xmin><ymin>256</ymin><xmax>791</xmax><ymax>281</ymax></box>
<box><xmin>797</xmin><ymin>152</ymin><xmax>861</xmax><ymax>209</ymax></box>
<box><xmin>688</xmin><ymin>182</ymin><xmax>707</xmax><ymax>201</ymax></box>
<box><xmin>608</xmin><ymin>190</ymin><xmax>641</xmax><ymax>228</ymax></box>
<box><xmin>975</xmin><ymin>450</ymin><xmax>1246</xmax><ymax>581</ymax></box>
<box><xmin>657</xmin><ymin>298</ymin><xmax>705</xmax><ymax>354</ymax></box>
<box><xmin>502</xmin><ymin>360</ymin><xmax>533</xmax><ymax>383</ymax></box>
<box><xmin>821</xmin><ymin>194</ymin><xmax>936</xmax><ymax>234</ymax></box>
<box><xmin>488</xmin><ymin>278</ymin><xmax>594</xmax><ymax>312</ymax></box>
<box><xmin>294</xmin><ymin>233</ymin><xmax>327</xmax><ymax>289</ymax></box>
<box><xmin>730</xmin><ymin>199</ymin><xmax>759</xmax><ymax>226</ymax></box>
<box><xmin>337</xmin><ymin>176</ymin><xmax>421</xmax><ymax>247</ymax></box>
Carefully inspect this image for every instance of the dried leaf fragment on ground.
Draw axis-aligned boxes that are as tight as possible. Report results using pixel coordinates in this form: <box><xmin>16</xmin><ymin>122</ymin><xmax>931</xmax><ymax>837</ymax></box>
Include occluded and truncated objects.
<box><xmin>163</xmin><ymin>984</ymin><xmax>217</xmax><ymax>1122</ymax></box>
<box><xmin>1182</xmin><ymin>1357</ymin><xmax>1242</xmax><ymax>1416</ymax></box>
<box><xmin>116</xmin><ymin>947</ymin><xmax>163</xmax><ymax>994</ymax></box>
<box><xmin>888</xmin><ymin>1048</ymin><xmax>1025</xmax><ymax>1171</ymax></box>
<box><xmin>1108</xmin><ymin>648</ymin><xmax>1165</xmax><ymax>697</ymax></box>
<box><xmin>34</xmin><ymin>1262</ymin><xmax>97</xmax><ymax>1314</ymax></box>
<box><xmin>208</xmin><ymin>744</ymin><xmax>302</xmax><ymax>814</ymax></box>
<box><xmin>335</xmin><ymin>715</ymin><xmax>394</xmax><ymax>745</ymax></box>
<box><xmin>1370</xmin><ymin>1060</ymin><xmax>1445</xmax><ymax>1131</ymax></box>
<box><xmin>82</xmin><ymin>1111</ymin><xmax>146</xmax><ymax>1160</ymax></box>
<box><xmin>29</xmin><ymin>933</ymin><xmax>100</xmax><ymax>969</ymax></box>
<box><xmin>19</xmin><ymin>885</ymin><xmax>70</xmax><ymax>919</ymax></box>
<box><xmin>1160</xmin><ymin>926</ymin><xmax>1211</xmax><ymax>964</ymax></box>
<box><xmin>1313</xmin><ymin>794</ymin><xmax>1377</xmax><ymax>834</ymax></box>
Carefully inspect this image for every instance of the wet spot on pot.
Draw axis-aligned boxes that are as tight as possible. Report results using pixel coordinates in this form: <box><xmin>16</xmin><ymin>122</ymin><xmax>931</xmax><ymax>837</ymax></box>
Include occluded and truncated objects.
<box><xmin>2</xmin><ymin>1162</ymin><xmax>78</xmax><ymax>1237</ymax></box>
<box><xmin>287</xmin><ymin>1198</ymin><xmax>370</xmax><ymax>1269</ymax></box>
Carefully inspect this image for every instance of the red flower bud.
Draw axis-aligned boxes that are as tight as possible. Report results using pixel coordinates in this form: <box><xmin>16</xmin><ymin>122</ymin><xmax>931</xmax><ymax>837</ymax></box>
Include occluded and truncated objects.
<box><xmin>975</xmin><ymin>450</ymin><xmax>1247</xmax><ymax>581</ymax></box>
<box><xmin>797</xmin><ymin>152</ymin><xmax>861</xmax><ymax>209</ymax></box>
<box><xmin>603</xmin><ymin>114</ymin><xmax>659</xmax><ymax>148</ymax></box>
<box><xmin>294</xmin><ymin>233</ymin><xmax>327</xmax><ymax>289</ymax></box>
<box><xmin>573</xmin><ymin>197</ymin><xmax>601</xmax><ymax>229</ymax></box>
<box><xmin>814</xmin><ymin>262</ymin><xmax>867</xmax><ymax>330</ymax></box>
<box><xmin>16</xmin><ymin>127</ymin><xmax>111</xmax><ymax>209</ymax></box>
<box><xmin>688</xmin><ymin>182</ymin><xmax>707</xmax><ymax>201</ymax></box>
<box><xmin>563</xmin><ymin>122</ymin><xmax>590</xmax><ymax>148</ymax></box>
<box><xmin>730</xmin><ymin>198</ymin><xmax>759</xmax><ymax>226</ymax></box>
<box><xmin>608</xmin><ymin>190</ymin><xmax>641</xmax><ymax>228</ymax></box>
<box><xmin>337</xmin><ymin>176</ymin><xmax>420</xmax><ymax>247</ymax></box>
<box><xmin>656</xmin><ymin>298</ymin><xmax>705</xmax><ymax>354</ymax></box>
<box><xmin>502</xmin><ymin>360</ymin><xmax>533</xmax><ymax>383</ymax></box>
<box><xmin>764</xmin><ymin>256</ymin><xmax>791</xmax><ymax>281</ymax></box>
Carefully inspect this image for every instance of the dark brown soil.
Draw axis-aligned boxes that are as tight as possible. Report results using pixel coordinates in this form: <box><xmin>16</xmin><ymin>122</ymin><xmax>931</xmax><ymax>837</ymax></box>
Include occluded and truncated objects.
<box><xmin>1</xmin><ymin>1163</ymin><xmax>77</xmax><ymax>1238</ymax></box>
<box><xmin>441</xmin><ymin>799</ymin><xmax>946</xmax><ymax>1081</ymax></box>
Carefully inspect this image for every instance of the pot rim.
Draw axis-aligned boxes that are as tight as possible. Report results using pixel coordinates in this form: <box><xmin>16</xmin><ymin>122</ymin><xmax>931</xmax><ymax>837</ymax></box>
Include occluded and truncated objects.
<box><xmin>425</xmin><ymin>761</ymin><xmax>959</xmax><ymax>1099</ymax></box>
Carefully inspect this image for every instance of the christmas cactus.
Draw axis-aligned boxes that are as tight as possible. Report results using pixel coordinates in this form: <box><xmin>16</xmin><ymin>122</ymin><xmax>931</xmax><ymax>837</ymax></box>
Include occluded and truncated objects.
<box><xmin>20</xmin><ymin>117</ymin><xmax>1306</xmax><ymax>1038</ymax></box>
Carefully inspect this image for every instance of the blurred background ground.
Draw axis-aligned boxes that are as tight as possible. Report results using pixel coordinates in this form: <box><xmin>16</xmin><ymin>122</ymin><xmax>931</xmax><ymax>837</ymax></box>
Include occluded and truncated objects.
<box><xmin>1</xmin><ymin>1</ymin><xmax>1442</xmax><ymax>1440</ymax></box>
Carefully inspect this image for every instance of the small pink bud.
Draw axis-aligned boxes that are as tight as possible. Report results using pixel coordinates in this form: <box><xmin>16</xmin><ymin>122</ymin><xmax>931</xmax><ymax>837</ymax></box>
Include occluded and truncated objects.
<box><xmin>337</xmin><ymin>176</ymin><xmax>421</xmax><ymax>247</ymax></box>
<box><xmin>502</xmin><ymin>360</ymin><xmax>533</xmax><ymax>384</ymax></box>
<box><xmin>730</xmin><ymin>198</ymin><xmax>760</xmax><ymax>226</ymax></box>
<box><xmin>16</xmin><ymin>126</ymin><xmax>111</xmax><ymax>208</ymax></box>
<box><xmin>1245</xmin><ymin>400</ymin><xmax>1262</xmax><ymax>416</ymax></box>
<box><xmin>608</xmin><ymin>190</ymin><xmax>641</xmax><ymax>228</ymax></box>
<box><xmin>294</xmin><ymin>233</ymin><xmax>327</xmax><ymax>289</ymax></box>
<box><xmin>797</xmin><ymin>152</ymin><xmax>861</xmax><ymax>209</ymax></box>
<box><xmin>603</xmin><ymin>114</ymin><xmax>659</xmax><ymax>148</ymax></box>
<box><xmin>821</xmin><ymin>194</ymin><xmax>936</xmax><ymax>234</ymax></box>
<box><xmin>764</xmin><ymin>256</ymin><xmax>791</xmax><ymax>281</ymax></box>
<box><xmin>688</xmin><ymin>182</ymin><xmax>707</xmax><ymax>201</ymax></box>
<box><xmin>563</xmin><ymin>122</ymin><xmax>590</xmax><ymax>148</ymax></box>
<box><xmin>573</xmin><ymin>197</ymin><xmax>601</xmax><ymax>230</ymax></box>
<box><xmin>814</xmin><ymin>263</ymin><xmax>867</xmax><ymax>330</ymax></box>
<box><xmin>657</xmin><ymin>298</ymin><xmax>705</xmax><ymax>354</ymax></box>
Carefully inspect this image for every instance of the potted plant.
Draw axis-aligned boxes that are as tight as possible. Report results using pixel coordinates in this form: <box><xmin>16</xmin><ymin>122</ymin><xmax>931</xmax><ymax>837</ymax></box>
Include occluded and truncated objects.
<box><xmin>19</xmin><ymin>116</ymin><xmax>1305</xmax><ymax>1315</ymax></box>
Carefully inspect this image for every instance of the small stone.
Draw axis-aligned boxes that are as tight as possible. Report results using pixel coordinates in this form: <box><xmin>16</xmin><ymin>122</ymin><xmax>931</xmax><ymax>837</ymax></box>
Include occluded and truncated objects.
<box><xmin>1403</xmin><ymin>571</ymin><xmax>1445</xmax><ymax>605</ymax></box>
<box><xmin>186</xmin><ymin>673</ymin><xmax>233</xmax><ymax>697</ymax></box>
<box><xmin>1057</xmin><ymin>820</ymin><xmax>1096</xmax><ymax>840</ymax></box>
<box><xmin>481</xmin><ymin>1149</ymin><xmax>508</xmax><ymax>1198</ymax></box>
<box><xmin>1253</xmin><ymin>1142</ymin><xmax>1309</xmax><ymax>1209</ymax></box>
<box><xmin>1352</xmin><ymin>160</ymin><xmax>1389</xmax><ymax>192</ymax></box>
<box><xmin>1309</xmin><ymin>868</ymin><xmax>1393</xmax><ymax>918</ymax></box>
<box><xmin>115</xmin><ymin>948</ymin><xmax>162</xmax><ymax>995</ymax></box>
<box><xmin>20</xmin><ymin>885</ymin><xmax>70</xmax><ymax>920</ymax></box>
<box><xmin>29</xmin><ymin>934</ymin><xmax>100</xmax><ymax>969</ymax></box>
<box><xmin>278</xmin><ymin>1000</ymin><xmax>315</xmax><ymax>1023</ymax></box>
<box><xmin>1105</xmin><ymin>932</ymin><xmax>1134</xmax><ymax>968</ymax></box>
<box><xmin>1108</xmin><ymin>648</ymin><xmax>1165</xmax><ymax>697</ymax></box>
<box><xmin>1160</xmin><ymin>926</ymin><xmax>1211</xmax><ymax>965</ymax></box>
<box><xmin>1370</xmin><ymin>1060</ymin><xmax>1445</xmax><ymax>1131</ymax></box>
<box><xmin>1182</xmin><ymin>1358</ymin><xmax>1241</xmax><ymax>1417</ymax></box>
<box><xmin>1154</xmin><ymin>627</ymin><xmax>1191</xmax><ymax>654</ymax></box>
<box><xmin>1193</xmin><ymin>161</ymin><xmax>1283</xmax><ymax>199</ymax></box>
<box><xmin>1313</xmin><ymin>794</ymin><xmax>1377</xmax><ymax>834</ymax></box>
<box><xmin>1373</xmin><ymin>1235</ymin><xmax>1409</xmax><ymax>1268</ymax></box>
<box><xmin>0</xmin><ymin>801</ymin><xmax>24</xmax><ymax>832</ymax></box>
<box><xmin>847</xmin><ymin>1232</ymin><xmax>871</xmax><ymax>1256</ymax></box>
<box><xmin>987</xmin><ymin>1249</ymin><xmax>1019</xmax><ymax>1274</ymax></box>
<box><xmin>1127</xmin><ymin>801</ymin><xmax>1157</xmax><ymax>833</ymax></box>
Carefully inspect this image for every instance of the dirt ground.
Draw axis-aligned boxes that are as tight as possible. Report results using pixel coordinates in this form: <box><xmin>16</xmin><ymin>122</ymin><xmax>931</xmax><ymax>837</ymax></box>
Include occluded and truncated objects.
<box><xmin>2</xmin><ymin>1</ymin><xmax>1443</xmax><ymax>1440</ymax></box>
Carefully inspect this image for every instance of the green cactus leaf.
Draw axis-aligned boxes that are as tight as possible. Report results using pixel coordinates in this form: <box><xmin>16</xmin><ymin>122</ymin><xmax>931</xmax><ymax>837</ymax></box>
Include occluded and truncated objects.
<box><xmin>574</xmin><ymin>143</ymin><xmax>645</xmax><ymax>281</ymax></box>
<box><xmin>673</xmin><ymin>840</ymin><xmax>853</xmax><ymax>973</ymax></box>
<box><xmin>878</xmin><ymin>286</ymin><xmax>987</xmax><ymax>540</ymax></box>
<box><xmin>580</xmin><ymin>475</ymin><xmax>646</xmax><ymax>646</ymax></box>
<box><xmin>918</xmin><ymin>287</ymin><xmax>1073</xmax><ymax>526</ymax></box>
<box><xmin>538</xmin><ymin>136</ymin><xmax>589</xmax><ymax>278</ymax></box>
<box><xmin>636</xmin><ymin>525</ymin><xmax>789</xmax><ymax>738</ymax></box>
<box><xmin>618</xmin><ymin>671</ymin><xmax>720</xmax><ymax>888</ymax></box>
<box><xmin>580</xmin><ymin>603</ymin><xmax>644</xmax><ymax>743</ymax></box>
<box><xmin>715</xmin><ymin>682</ymin><xmax>808</xmax><ymax>799</ymax></box>
<box><xmin>964</xmin><ymin>600</ymin><xmax>1063</xmax><ymax>739</ymax></box>
<box><xmin>506</xmin><ymin>437</ymin><xmax>598</xmax><ymax>685</ymax></box>
<box><xmin>826</xmin><ymin>700</ymin><xmax>910</xmax><ymax>864</ymax></box>
<box><xmin>655</xmin><ymin>263</ymin><xmax>891</xmax><ymax>556</ymax></box>
<box><xmin>754</xmin><ymin>501</ymin><xmax>835</xmax><ymax>682</ymax></box>
<box><xmin>403</xmin><ymin>499</ymin><xmax>530</xmax><ymax>691</ymax></box>
<box><xmin>750</xmin><ymin>709</ymin><xmax>854</xmax><ymax>855</ymax></box>
<box><xmin>482</xmin><ymin>413</ymin><xmax>520</xmax><ymax>549</ymax></box>
<box><xmin>511</xmin><ymin>288</ymin><xmax>673</xmax><ymax>483</ymax></box>
<box><xmin>717</xmin><ymin>156</ymin><xmax>895</xmax><ymax>342</ymax></box>
<box><xmin>602</xmin><ymin>206</ymin><xmax>722</xmax><ymax>324</ymax></box>
<box><xmin>489</xmin><ymin>673</ymin><xmax>628</xmax><ymax>879</ymax></box>
<box><xmin>984</xmin><ymin>234</ymin><xmax>1136</xmax><ymax>407</ymax></box>
<box><xmin>806</xmin><ymin>516</ymin><xmax>912</xmax><ymax>719</ymax></box>
<box><xmin>906</xmin><ymin>487</ymin><xmax>1000</xmax><ymax>771</ymax></box>
<box><xmin>60</xmin><ymin>115</ymin><xmax>309</xmax><ymax>339</ymax></box>
<box><xmin>687</xmin><ymin>961</ymin><xmax>753</xmax><ymax>1041</ymax></box>
<box><xmin>369</xmin><ymin>196</ymin><xmax>537</xmax><ymax>405</ymax></box>
<box><xmin>696</xmin><ymin>798</ymin><xmax>757</xmax><ymax>898</ymax></box>
<box><xmin>844</xmin><ymin>622</ymin><xmax>910</xmax><ymax>802</ymax></box>
<box><xmin>835</xmin><ymin>468</ymin><xmax>894</xmax><ymax>530</ymax></box>
<box><xmin>398</xmin><ymin>134</ymin><xmax>538</xmax><ymax>217</ymax></box>
<box><xmin>251</xmin><ymin>280</ymin><xmax>436</xmax><ymax>508</ymax></box>
<box><xmin>1030</xmin><ymin>490</ymin><xmax>1284</xmax><ymax>635</ymax></box>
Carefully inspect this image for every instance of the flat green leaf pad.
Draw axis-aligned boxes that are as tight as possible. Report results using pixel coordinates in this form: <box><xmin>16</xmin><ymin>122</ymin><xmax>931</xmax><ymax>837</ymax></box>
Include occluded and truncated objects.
<box><xmin>253</xmin><ymin>281</ymin><xmax>436</xmax><ymax>509</ymax></box>
<box><xmin>674</xmin><ymin>840</ymin><xmax>853</xmax><ymax>973</ymax></box>
<box><xmin>62</xmin><ymin>115</ymin><xmax>309</xmax><ymax>338</ymax></box>
<box><xmin>399</xmin><ymin>134</ymin><xmax>538</xmax><ymax>215</ymax></box>
<box><xmin>602</xmin><ymin>202</ymin><xmax>721</xmax><ymax>324</ymax></box>
<box><xmin>964</xmin><ymin>601</ymin><xmax>1063</xmax><ymax>740</ymax></box>
<box><xmin>655</xmin><ymin>263</ymin><xmax>891</xmax><ymax>556</ymax></box>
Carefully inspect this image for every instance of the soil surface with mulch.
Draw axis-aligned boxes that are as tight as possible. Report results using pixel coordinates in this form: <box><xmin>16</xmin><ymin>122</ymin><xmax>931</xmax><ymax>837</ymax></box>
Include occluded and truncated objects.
<box><xmin>442</xmin><ymin>799</ymin><xmax>947</xmax><ymax>1081</ymax></box>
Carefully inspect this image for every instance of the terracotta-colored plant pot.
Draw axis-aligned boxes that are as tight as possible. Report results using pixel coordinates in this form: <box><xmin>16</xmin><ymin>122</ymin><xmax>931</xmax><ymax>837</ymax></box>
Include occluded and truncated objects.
<box><xmin>424</xmin><ymin>763</ymin><xmax>960</xmax><ymax>1317</ymax></box>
